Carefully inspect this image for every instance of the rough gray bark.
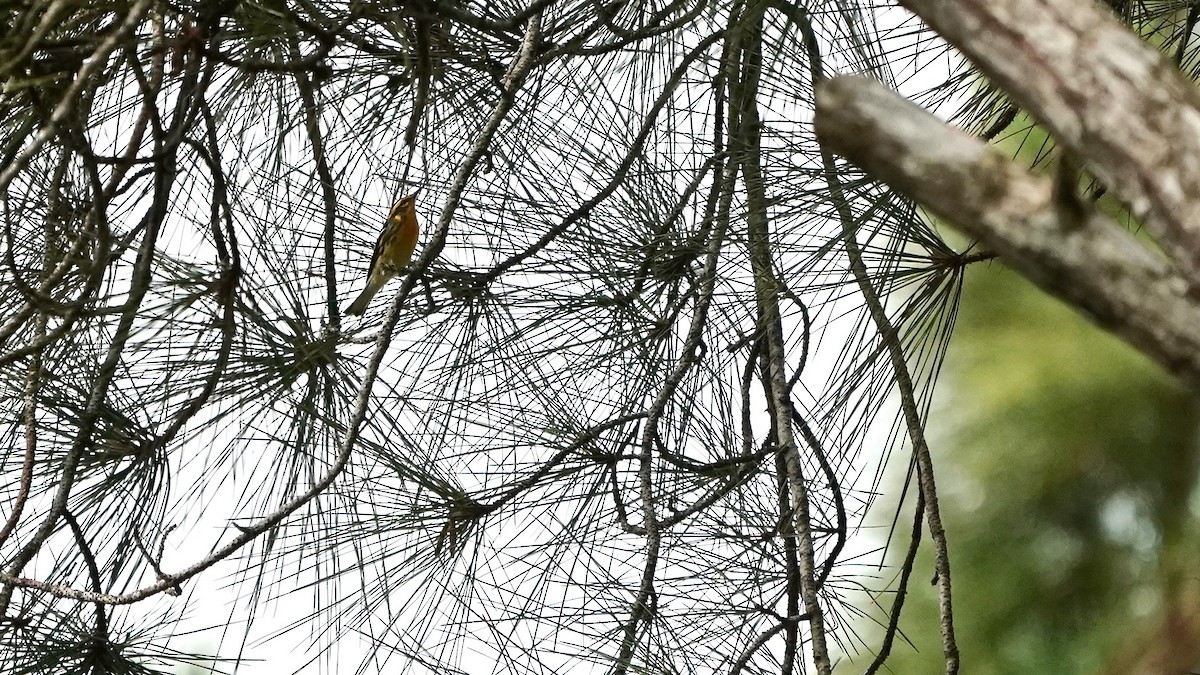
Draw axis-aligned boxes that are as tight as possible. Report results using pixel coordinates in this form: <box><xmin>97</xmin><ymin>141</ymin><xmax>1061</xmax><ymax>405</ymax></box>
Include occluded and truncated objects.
<box><xmin>897</xmin><ymin>0</ymin><xmax>1200</xmax><ymax>290</ymax></box>
<box><xmin>814</xmin><ymin>75</ymin><xmax>1200</xmax><ymax>390</ymax></box>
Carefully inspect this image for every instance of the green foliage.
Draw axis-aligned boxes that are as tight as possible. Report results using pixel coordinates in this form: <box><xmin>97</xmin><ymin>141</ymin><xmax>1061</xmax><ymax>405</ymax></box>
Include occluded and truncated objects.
<box><xmin>844</xmin><ymin>264</ymin><xmax>1199</xmax><ymax>675</ymax></box>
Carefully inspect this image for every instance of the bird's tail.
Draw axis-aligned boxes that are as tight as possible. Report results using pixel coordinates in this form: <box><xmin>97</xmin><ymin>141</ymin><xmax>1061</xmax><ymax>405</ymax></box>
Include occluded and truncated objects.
<box><xmin>344</xmin><ymin>277</ymin><xmax>386</xmax><ymax>316</ymax></box>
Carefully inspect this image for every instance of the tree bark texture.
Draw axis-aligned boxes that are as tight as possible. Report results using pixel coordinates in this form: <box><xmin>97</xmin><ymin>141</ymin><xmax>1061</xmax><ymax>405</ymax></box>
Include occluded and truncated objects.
<box><xmin>814</xmin><ymin>75</ymin><xmax>1200</xmax><ymax>391</ymax></box>
<box><xmin>898</xmin><ymin>0</ymin><xmax>1200</xmax><ymax>289</ymax></box>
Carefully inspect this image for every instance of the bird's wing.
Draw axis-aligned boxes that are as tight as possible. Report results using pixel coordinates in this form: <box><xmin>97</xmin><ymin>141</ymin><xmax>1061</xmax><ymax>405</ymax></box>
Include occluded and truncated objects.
<box><xmin>365</xmin><ymin>199</ymin><xmax>410</xmax><ymax>274</ymax></box>
<box><xmin>366</xmin><ymin>218</ymin><xmax>394</xmax><ymax>275</ymax></box>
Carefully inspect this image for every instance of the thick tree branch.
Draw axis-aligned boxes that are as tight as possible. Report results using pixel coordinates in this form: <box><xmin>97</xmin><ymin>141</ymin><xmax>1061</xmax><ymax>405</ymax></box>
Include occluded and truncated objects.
<box><xmin>899</xmin><ymin>0</ymin><xmax>1200</xmax><ymax>287</ymax></box>
<box><xmin>814</xmin><ymin>75</ymin><xmax>1200</xmax><ymax>391</ymax></box>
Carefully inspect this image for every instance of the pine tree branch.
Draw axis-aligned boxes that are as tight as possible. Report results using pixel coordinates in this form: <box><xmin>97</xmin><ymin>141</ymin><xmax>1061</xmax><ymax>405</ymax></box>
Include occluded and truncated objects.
<box><xmin>814</xmin><ymin>75</ymin><xmax>1200</xmax><ymax>391</ymax></box>
<box><xmin>899</xmin><ymin>0</ymin><xmax>1200</xmax><ymax>288</ymax></box>
<box><xmin>740</xmin><ymin>4</ymin><xmax>831</xmax><ymax>672</ymax></box>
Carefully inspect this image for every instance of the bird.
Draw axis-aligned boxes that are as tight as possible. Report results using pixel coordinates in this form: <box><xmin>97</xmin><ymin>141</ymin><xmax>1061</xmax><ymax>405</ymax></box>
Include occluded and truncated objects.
<box><xmin>345</xmin><ymin>194</ymin><xmax>421</xmax><ymax>316</ymax></box>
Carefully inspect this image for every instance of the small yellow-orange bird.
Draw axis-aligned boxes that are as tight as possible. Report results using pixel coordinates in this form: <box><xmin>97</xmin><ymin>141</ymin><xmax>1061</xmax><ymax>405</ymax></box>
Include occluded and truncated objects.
<box><xmin>345</xmin><ymin>194</ymin><xmax>420</xmax><ymax>316</ymax></box>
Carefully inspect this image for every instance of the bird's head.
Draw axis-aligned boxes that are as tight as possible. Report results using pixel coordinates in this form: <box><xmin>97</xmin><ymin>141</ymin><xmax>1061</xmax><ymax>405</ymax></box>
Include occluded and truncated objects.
<box><xmin>389</xmin><ymin>192</ymin><xmax>419</xmax><ymax>219</ymax></box>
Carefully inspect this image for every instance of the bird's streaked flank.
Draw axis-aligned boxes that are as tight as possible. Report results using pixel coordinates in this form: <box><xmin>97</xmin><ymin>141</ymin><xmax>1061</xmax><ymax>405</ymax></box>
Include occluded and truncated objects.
<box><xmin>345</xmin><ymin>194</ymin><xmax>421</xmax><ymax>316</ymax></box>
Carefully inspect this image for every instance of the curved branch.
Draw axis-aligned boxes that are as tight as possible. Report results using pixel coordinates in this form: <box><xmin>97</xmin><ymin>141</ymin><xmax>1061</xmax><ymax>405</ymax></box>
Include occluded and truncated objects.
<box><xmin>816</xmin><ymin>89</ymin><xmax>960</xmax><ymax>673</ymax></box>
<box><xmin>613</xmin><ymin>35</ymin><xmax>739</xmax><ymax>667</ymax></box>
<box><xmin>783</xmin><ymin>4</ymin><xmax>956</xmax><ymax>669</ymax></box>
<box><xmin>740</xmin><ymin>5</ymin><xmax>830</xmax><ymax>671</ymax></box>
<box><xmin>864</xmin><ymin>490</ymin><xmax>925</xmax><ymax>675</ymax></box>
<box><xmin>790</xmin><ymin>406</ymin><xmax>845</xmax><ymax>590</ymax></box>
<box><xmin>290</xmin><ymin>38</ymin><xmax>340</xmax><ymax>326</ymax></box>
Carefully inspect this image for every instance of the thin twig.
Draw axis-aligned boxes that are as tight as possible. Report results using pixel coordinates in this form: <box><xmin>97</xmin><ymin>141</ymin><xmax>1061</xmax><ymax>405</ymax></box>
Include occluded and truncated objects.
<box><xmin>62</xmin><ymin>511</ymin><xmax>108</xmax><ymax>646</ymax></box>
<box><xmin>613</xmin><ymin>42</ymin><xmax>737</xmax><ymax>673</ymax></box>
<box><xmin>864</xmin><ymin>490</ymin><xmax>925</xmax><ymax>675</ymax></box>
<box><xmin>808</xmin><ymin>52</ymin><xmax>961</xmax><ymax>675</ymax></box>
<box><xmin>290</xmin><ymin>36</ymin><xmax>340</xmax><ymax>327</ymax></box>
<box><xmin>0</xmin><ymin>315</ymin><xmax>45</xmax><ymax>550</ymax></box>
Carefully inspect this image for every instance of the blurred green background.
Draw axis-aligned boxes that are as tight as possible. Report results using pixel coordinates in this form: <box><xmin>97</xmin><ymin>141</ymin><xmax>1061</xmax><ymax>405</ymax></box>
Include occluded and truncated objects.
<box><xmin>839</xmin><ymin>256</ymin><xmax>1200</xmax><ymax>673</ymax></box>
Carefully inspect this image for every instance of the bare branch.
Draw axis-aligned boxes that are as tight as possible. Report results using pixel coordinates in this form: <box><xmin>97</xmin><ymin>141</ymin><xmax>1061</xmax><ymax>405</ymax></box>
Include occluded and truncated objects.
<box><xmin>0</xmin><ymin>316</ymin><xmax>44</xmax><ymax>550</ymax></box>
<box><xmin>899</xmin><ymin>0</ymin><xmax>1200</xmax><ymax>286</ymax></box>
<box><xmin>741</xmin><ymin>5</ymin><xmax>830</xmax><ymax>671</ymax></box>
<box><xmin>815</xmin><ymin>75</ymin><xmax>1200</xmax><ymax>391</ymax></box>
